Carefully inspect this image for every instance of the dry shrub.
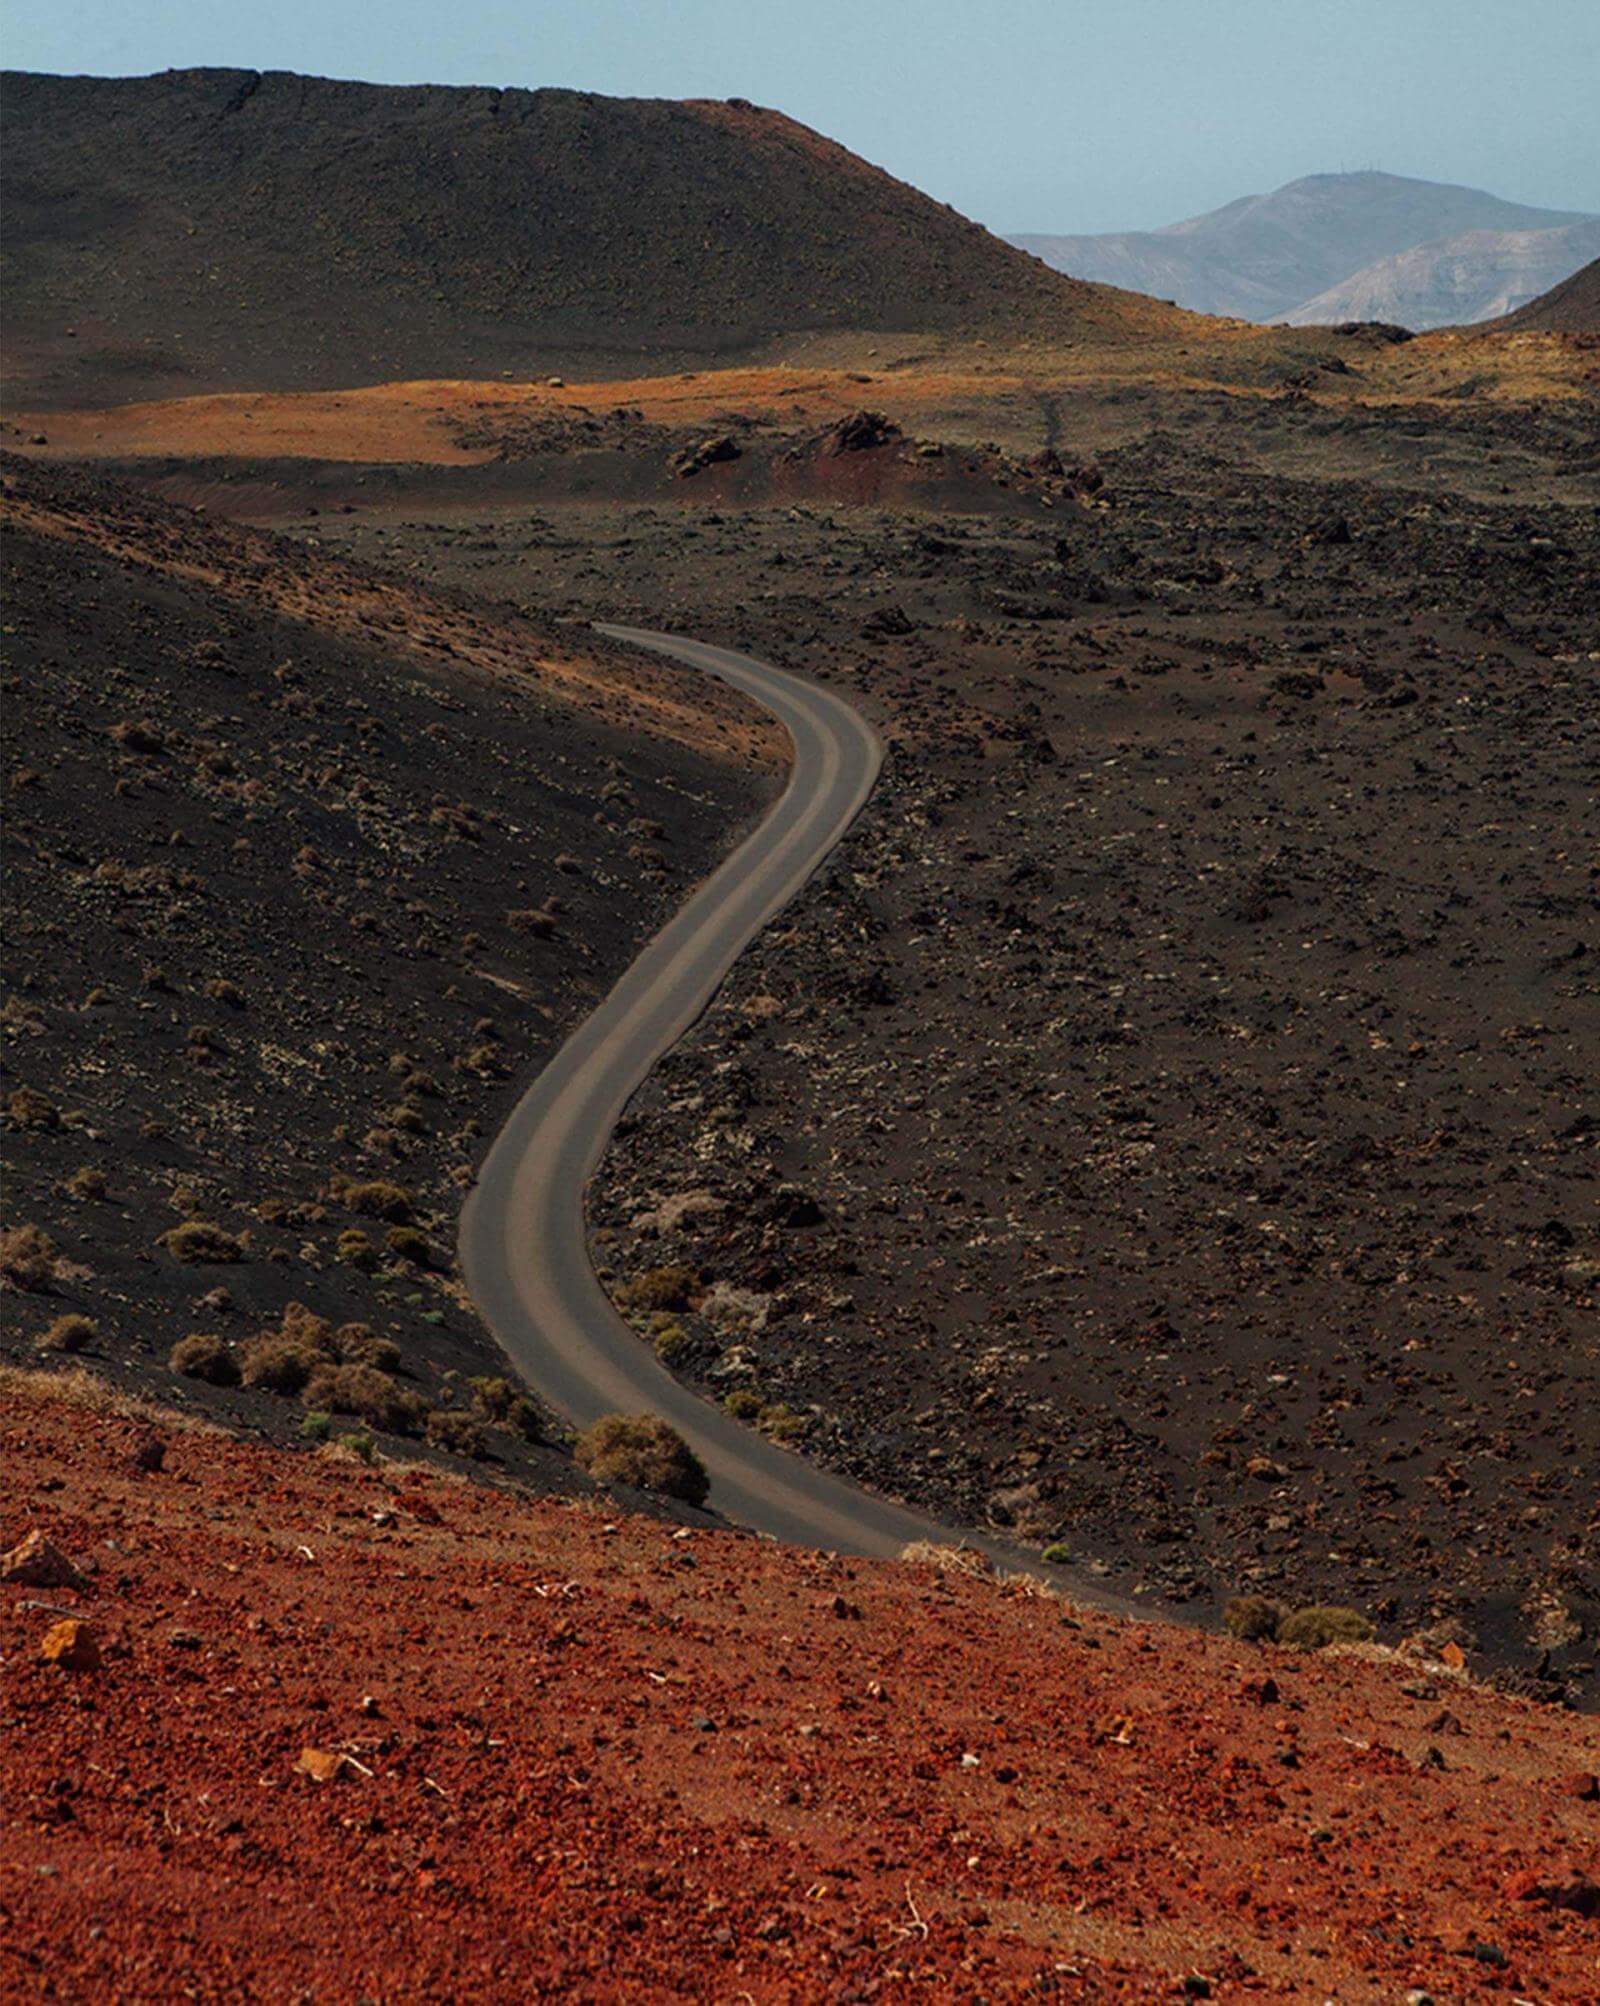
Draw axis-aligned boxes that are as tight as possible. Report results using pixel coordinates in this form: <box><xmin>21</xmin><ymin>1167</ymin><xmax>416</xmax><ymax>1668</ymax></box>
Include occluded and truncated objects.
<box><xmin>1277</xmin><ymin>1605</ymin><xmax>1375</xmax><ymax>1650</ymax></box>
<box><xmin>241</xmin><ymin>1331</ymin><xmax>332</xmax><ymax>1395</ymax></box>
<box><xmin>614</xmin><ymin>1264</ymin><xmax>701</xmax><ymax>1314</ymax></box>
<box><xmin>335</xmin><ymin>1323</ymin><xmax>401</xmax><ymax>1372</ymax></box>
<box><xmin>37</xmin><ymin>1314</ymin><xmax>96</xmax><ymax>1354</ymax></box>
<box><xmin>6</xmin><ymin>1086</ymin><xmax>60</xmax><ymax>1130</ymax></box>
<box><xmin>66</xmin><ymin>1166</ymin><xmax>108</xmax><ymax>1201</ymax></box>
<box><xmin>575</xmin><ymin>1413</ymin><xmax>709</xmax><ymax>1505</ymax></box>
<box><xmin>1223</xmin><ymin>1595</ymin><xmax>1285</xmax><ymax>1642</ymax></box>
<box><xmin>425</xmin><ymin>1408</ymin><xmax>490</xmax><ymax>1459</ymax></box>
<box><xmin>301</xmin><ymin>1361</ymin><xmax>424</xmax><ymax>1434</ymax></box>
<box><xmin>1222</xmin><ymin>1597</ymin><xmax>1374</xmax><ymax>1649</ymax></box>
<box><xmin>0</xmin><ymin>1225</ymin><xmax>58</xmax><ymax>1292</ymax></box>
<box><xmin>169</xmin><ymin>1332</ymin><xmax>240</xmax><ymax>1385</ymax></box>
<box><xmin>158</xmin><ymin>1220</ymin><xmax>245</xmax><ymax>1265</ymax></box>
<box><xmin>331</xmin><ymin>1177</ymin><xmax>414</xmax><ymax>1224</ymax></box>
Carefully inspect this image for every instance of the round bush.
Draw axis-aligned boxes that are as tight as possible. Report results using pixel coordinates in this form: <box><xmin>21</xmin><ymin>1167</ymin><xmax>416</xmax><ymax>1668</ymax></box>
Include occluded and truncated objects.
<box><xmin>575</xmin><ymin>1413</ymin><xmax>709</xmax><ymax>1506</ymax></box>
<box><xmin>1223</xmin><ymin>1595</ymin><xmax>1285</xmax><ymax>1642</ymax></box>
<box><xmin>169</xmin><ymin>1332</ymin><xmax>240</xmax><ymax>1385</ymax></box>
<box><xmin>300</xmin><ymin>1361</ymin><xmax>423</xmax><ymax>1434</ymax></box>
<box><xmin>1276</xmin><ymin>1605</ymin><xmax>1375</xmax><ymax>1650</ymax></box>
<box><xmin>240</xmin><ymin>1331</ymin><xmax>329</xmax><ymax>1395</ymax></box>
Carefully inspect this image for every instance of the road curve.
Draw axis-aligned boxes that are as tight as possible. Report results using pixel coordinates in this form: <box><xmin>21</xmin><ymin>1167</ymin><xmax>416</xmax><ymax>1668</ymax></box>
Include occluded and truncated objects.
<box><xmin>459</xmin><ymin>626</ymin><xmax>1138</xmax><ymax>1606</ymax></box>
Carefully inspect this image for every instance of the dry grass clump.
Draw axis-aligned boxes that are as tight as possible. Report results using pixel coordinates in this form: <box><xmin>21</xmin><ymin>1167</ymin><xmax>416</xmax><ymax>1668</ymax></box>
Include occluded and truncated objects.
<box><xmin>898</xmin><ymin>1540</ymin><xmax>1063</xmax><ymax>1604</ymax></box>
<box><xmin>36</xmin><ymin>1314</ymin><xmax>97</xmax><ymax>1354</ymax></box>
<box><xmin>614</xmin><ymin>1264</ymin><xmax>701</xmax><ymax>1314</ymax></box>
<box><xmin>900</xmin><ymin>1540</ymin><xmax>996</xmax><ymax>1580</ymax></box>
<box><xmin>575</xmin><ymin>1412</ymin><xmax>709</xmax><ymax>1505</ymax></box>
<box><xmin>169</xmin><ymin>1332</ymin><xmax>240</xmax><ymax>1385</ymax></box>
<box><xmin>0</xmin><ymin>1225</ymin><xmax>59</xmax><ymax>1291</ymax></box>
<box><xmin>158</xmin><ymin>1220</ymin><xmax>246</xmax><ymax>1264</ymax></box>
<box><xmin>65</xmin><ymin>1165</ymin><xmax>108</xmax><ymax>1201</ymax></box>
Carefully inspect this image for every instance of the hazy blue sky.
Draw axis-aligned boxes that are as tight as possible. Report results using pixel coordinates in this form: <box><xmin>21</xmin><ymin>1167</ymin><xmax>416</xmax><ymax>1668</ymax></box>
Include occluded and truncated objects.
<box><xmin>5</xmin><ymin>0</ymin><xmax>1597</xmax><ymax>233</ymax></box>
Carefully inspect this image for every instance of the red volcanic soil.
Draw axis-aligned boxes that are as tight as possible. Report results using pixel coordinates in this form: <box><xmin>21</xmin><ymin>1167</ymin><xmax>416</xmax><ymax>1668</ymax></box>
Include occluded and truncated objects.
<box><xmin>3</xmin><ymin>1374</ymin><xmax>1597</xmax><ymax>2000</ymax></box>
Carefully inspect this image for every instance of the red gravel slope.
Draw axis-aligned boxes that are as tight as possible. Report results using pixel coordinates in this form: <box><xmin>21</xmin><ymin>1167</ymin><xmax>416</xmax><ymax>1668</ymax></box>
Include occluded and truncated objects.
<box><xmin>2</xmin><ymin>1371</ymin><xmax>1596</xmax><ymax>2001</ymax></box>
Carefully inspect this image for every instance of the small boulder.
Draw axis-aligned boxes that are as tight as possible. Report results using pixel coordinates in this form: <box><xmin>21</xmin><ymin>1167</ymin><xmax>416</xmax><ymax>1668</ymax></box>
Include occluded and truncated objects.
<box><xmin>40</xmin><ymin>1618</ymin><xmax>100</xmax><ymax>1672</ymax></box>
<box><xmin>294</xmin><ymin>1747</ymin><xmax>347</xmax><ymax>1783</ymax></box>
<box><xmin>2</xmin><ymin>1530</ymin><xmax>90</xmax><ymax>1593</ymax></box>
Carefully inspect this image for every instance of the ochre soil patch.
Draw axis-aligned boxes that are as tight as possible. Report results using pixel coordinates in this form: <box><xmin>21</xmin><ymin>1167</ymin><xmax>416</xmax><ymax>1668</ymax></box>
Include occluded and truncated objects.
<box><xmin>6</xmin><ymin>324</ymin><xmax>1593</xmax><ymax>476</ymax></box>
<box><xmin>2</xmin><ymin>1373</ymin><xmax>1597</xmax><ymax>2001</ymax></box>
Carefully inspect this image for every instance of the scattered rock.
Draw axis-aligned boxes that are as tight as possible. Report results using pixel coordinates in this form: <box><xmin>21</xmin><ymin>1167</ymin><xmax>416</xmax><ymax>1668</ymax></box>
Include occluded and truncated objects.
<box><xmin>294</xmin><ymin>1747</ymin><xmax>348</xmax><ymax>1783</ymax></box>
<box><xmin>39</xmin><ymin>1617</ymin><xmax>100</xmax><ymax>1672</ymax></box>
<box><xmin>1</xmin><ymin>1530</ymin><xmax>90</xmax><ymax>1593</ymax></box>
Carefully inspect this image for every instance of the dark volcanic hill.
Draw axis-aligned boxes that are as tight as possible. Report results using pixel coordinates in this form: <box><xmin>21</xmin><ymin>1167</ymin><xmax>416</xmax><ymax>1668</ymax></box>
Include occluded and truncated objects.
<box><xmin>3</xmin><ymin>68</ymin><xmax>1148</xmax><ymax>407</ymax></box>
<box><xmin>0</xmin><ymin>453</ymin><xmax>777</xmax><ymax>1466</ymax></box>
<box><xmin>1483</xmin><ymin>255</ymin><xmax>1600</xmax><ymax>333</ymax></box>
<box><xmin>1011</xmin><ymin>170</ymin><xmax>1595</xmax><ymax>326</ymax></box>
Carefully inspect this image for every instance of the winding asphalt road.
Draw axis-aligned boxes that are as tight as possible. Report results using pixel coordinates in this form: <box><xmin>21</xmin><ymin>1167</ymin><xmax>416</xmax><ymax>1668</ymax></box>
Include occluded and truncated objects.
<box><xmin>459</xmin><ymin>625</ymin><xmax>1137</xmax><ymax>1606</ymax></box>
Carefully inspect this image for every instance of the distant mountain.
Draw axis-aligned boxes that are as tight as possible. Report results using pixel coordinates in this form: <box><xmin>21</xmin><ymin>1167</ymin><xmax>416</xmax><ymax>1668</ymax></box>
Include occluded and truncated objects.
<box><xmin>1481</xmin><ymin>254</ymin><xmax>1600</xmax><ymax>334</ymax></box>
<box><xmin>3</xmin><ymin>68</ymin><xmax>1161</xmax><ymax>407</ymax></box>
<box><xmin>1010</xmin><ymin>171</ymin><xmax>1596</xmax><ymax>327</ymax></box>
<box><xmin>1280</xmin><ymin>218</ymin><xmax>1600</xmax><ymax>327</ymax></box>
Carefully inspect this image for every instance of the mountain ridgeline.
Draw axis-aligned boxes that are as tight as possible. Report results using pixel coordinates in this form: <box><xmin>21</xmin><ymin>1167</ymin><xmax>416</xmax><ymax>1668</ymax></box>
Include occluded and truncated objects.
<box><xmin>1011</xmin><ymin>170</ymin><xmax>1597</xmax><ymax>328</ymax></box>
<box><xmin>3</xmin><ymin>67</ymin><xmax>1154</xmax><ymax>406</ymax></box>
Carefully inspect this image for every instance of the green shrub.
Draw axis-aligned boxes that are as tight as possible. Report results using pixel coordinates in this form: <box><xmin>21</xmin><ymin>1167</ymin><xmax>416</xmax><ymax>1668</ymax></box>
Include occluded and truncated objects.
<box><xmin>1042</xmin><ymin>1542</ymin><xmax>1073</xmax><ymax>1566</ymax></box>
<box><xmin>159</xmin><ymin>1220</ymin><xmax>245</xmax><ymax>1265</ymax></box>
<box><xmin>336</xmin><ymin>1229</ymin><xmax>379</xmax><ymax>1271</ymax></box>
<box><xmin>470</xmin><ymin>1375</ymin><xmax>517</xmax><ymax>1421</ymax></box>
<box><xmin>385</xmin><ymin>1225</ymin><xmax>434</xmax><ymax>1266</ymax></box>
<box><xmin>338</xmin><ymin>1430</ymin><xmax>377</xmax><ymax>1464</ymax></box>
<box><xmin>504</xmin><ymin>1396</ymin><xmax>544</xmax><ymax>1443</ymax></box>
<box><xmin>1276</xmin><ymin>1605</ymin><xmax>1375</xmax><ymax>1650</ymax></box>
<box><xmin>723</xmin><ymin>1388</ymin><xmax>763</xmax><ymax>1420</ymax></box>
<box><xmin>301</xmin><ymin>1411</ymin><xmax>333</xmax><ymax>1442</ymax></box>
<box><xmin>38</xmin><ymin>1313</ymin><xmax>97</xmax><ymax>1354</ymax></box>
<box><xmin>169</xmin><ymin>1332</ymin><xmax>240</xmax><ymax>1385</ymax></box>
<box><xmin>1223</xmin><ymin>1596</ymin><xmax>1285</xmax><ymax>1642</ymax></box>
<box><xmin>575</xmin><ymin>1413</ymin><xmax>709</xmax><ymax>1506</ymax></box>
<box><xmin>757</xmin><ymin>1404</ymin><xmax>807</xmax><ymax>1444</ymax></box>
<box><xmin>652</xmin><ymin>1321</ymin><xmax>692</xmax><ymax>1365</ymax></box>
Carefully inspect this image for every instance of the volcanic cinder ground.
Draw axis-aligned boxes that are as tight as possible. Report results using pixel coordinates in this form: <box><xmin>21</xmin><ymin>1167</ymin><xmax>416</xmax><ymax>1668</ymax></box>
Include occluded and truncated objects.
<box><xmin>4</xmin><ymin>1370</ymin><xmax>1599</xmax><ymax>2001</ymax></box>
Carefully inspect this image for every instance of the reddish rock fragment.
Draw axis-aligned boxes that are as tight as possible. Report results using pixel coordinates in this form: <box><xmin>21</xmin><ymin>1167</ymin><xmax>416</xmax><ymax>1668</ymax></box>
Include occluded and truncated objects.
<box><xmin>39</xmin><ymin>1618</ymin><xmax>100</xmax><ymax>1671</ymax></box>
<box><xmin>2</xmin><ymin>1529</ymin><xmax>90</xmax><ymax>1592</ymax></box>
